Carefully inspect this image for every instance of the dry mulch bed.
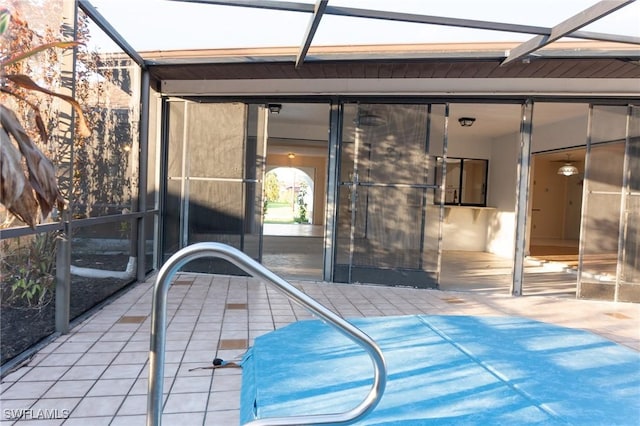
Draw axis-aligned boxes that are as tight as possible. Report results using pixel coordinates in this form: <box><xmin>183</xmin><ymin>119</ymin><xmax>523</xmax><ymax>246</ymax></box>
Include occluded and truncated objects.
<box><xmin>1</xmin><ymin>254</ymin><xmax>132</xmax><ymax>366</ymax></box>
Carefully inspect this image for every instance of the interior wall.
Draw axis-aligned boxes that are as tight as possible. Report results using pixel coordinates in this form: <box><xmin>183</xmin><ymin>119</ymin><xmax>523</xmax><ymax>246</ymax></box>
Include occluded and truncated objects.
<box><xmin>531</xmin><ymin>106</ymin><xmax>589</xmax><ymax>152</ymax></box>
<box><xmin>444</xmin><ymin>103</ymin><xmax>525</xmax><ymax>255</ymax></box>
<box><xmin>486</xmin><ymin>131</ymin><xmax>519</xmax><ymax>258</ymax></box>
<box><xmin>269</xmin><ymin>121</ymin><xmax>328</xmax><ymax>141</ymax></box>
<box><xmin>447</xmin><ymin>135</ymin><xmax>493</xmax><ymax>159</ymax></box>
<box><xmin>442</xmin><ymin>208</ymin><xmax>491</xmax><ymax>251</ymax></box>
<box><xmin>442</xmin><ymin>127</ymin><xmax>493</xmax><ymax>251</ymax></box>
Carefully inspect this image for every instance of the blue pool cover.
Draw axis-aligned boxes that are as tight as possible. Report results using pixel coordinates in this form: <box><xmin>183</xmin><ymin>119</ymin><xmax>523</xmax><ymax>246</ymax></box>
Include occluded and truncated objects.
<box><xmin>240</xmin><ymin>315</ymin><xmax>640</xmax><ymax>425</ymax></box>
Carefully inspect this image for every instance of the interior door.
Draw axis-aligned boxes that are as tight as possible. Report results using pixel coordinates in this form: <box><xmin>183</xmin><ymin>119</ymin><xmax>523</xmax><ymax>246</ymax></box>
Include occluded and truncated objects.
<box><xmin>162</xmin><ymin>101</ymin><xmax>267</xmax><ymax>272</ymax></box>
<box><xmin>334</xmin><ymin>103</ymin><xmax>447</xmax><ymax>287</ymax></box>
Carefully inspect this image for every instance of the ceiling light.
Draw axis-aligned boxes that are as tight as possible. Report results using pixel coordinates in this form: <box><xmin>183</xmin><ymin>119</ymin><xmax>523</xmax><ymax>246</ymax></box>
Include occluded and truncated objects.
<box><xmin>354</xmin><ymin>111</ymin><xmax>386</xmax><ymax>127</ymax></box>
<box><xmin>287</xmin><ymin>152</ymin><xmax>295</xmax><ymax>159</ymax></box>
<box><xmin>556</xmin><ymin>154</ymin><xmax>579</xmax><ymax>176</ymax></box>
<box><xmin>557</xmin><ymin>163</ymin><xmax>579</xmax><ymax>176</ymax></box>
<box><xmin>458</xmin><ymin>117</ymin><xmax>476</xmax><ymax>127</ymax></box>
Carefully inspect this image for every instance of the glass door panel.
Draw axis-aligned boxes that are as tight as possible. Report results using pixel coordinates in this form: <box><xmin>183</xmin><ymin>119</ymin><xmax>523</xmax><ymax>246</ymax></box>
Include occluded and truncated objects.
<box><xmin>579</xmin><ymin>105</ymin><xmax>628</xmax><ymax>300</ymax></box>
<box><xmin>620</xmin><ymin>106</ymin><xmax>640</xmax><ymax>300</ymax></box>
<box><xmin>335</xmin><ymin>141</ymin><xmax>367</xmax><ymax>266</ymax></box>
<box><xmin>162</xmin><ymin>101</ymin><xmax>186</xmax><ymax>255</ymax></box>
<box><xmin>243</xmin><ymin>104</ymin><xmax>267</xmax><ymax>260</ymax></box>
<box><xmin>423</xmin><ymin>104</ymin><xmax>446</xmax><ymax>275</ymax></box>
<box><xmin>188</xmin><ymin>180</ymin><xmax>244</xmax><ymax>248</ymax></box>
<box><xmin>335</xmin><ymin>103</ymin><xmax>445</xmax><ymax>287</ymax></box>
<box><xmin>163</xmin><ymin>101</ymin><xmax>266</xmax><ymax>272</ymax></box>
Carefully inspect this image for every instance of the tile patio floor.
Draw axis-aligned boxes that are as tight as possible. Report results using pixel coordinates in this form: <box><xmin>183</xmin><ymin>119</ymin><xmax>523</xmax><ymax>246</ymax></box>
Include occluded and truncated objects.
<box><xmin>1</xmin><ymin>273</ymin><xmax>639</xmax><ymax>425</ymax></box>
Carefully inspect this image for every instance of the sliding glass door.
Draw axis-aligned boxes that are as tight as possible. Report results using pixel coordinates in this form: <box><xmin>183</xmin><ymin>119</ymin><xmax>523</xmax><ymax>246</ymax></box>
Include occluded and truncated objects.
<box><xmin>162</xmin><ymin>101</ymin><xmax>267</xmax><ymax>272</ymax></box>
<box><xmin>579</xmin><ymin>105</ymin><xmax>639</xmax><ymax>302</ymax></box>
<box><xmin>334</xmin><ymin>103</ymin><xmax>446</xmax><ymax>287</ymax></box>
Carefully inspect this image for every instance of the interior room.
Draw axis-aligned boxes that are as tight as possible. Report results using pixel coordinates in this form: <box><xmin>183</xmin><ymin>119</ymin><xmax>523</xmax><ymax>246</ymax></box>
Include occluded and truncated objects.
<box><xmin>258</xmin><ymin>101</ymin><xmax>593</xmax><ymax>295</ymax></box>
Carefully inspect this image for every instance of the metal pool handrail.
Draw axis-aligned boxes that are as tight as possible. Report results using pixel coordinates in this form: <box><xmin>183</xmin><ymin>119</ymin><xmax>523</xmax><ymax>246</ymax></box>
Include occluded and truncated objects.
<box><xmin>147</xmin><ymin>242</ymin><xmax>387</xmax><ymax>426</ymax></box>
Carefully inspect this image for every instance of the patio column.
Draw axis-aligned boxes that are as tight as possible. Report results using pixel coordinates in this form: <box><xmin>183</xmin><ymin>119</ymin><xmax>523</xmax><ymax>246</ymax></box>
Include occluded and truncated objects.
<box><xmin>323</xmin><ymin>102</ymin><xmax>341</xmax><ymax>282</ymax></box>
<box><xmin>137</xmin><ymin>70</ymin><xmax>150</xmax><ymax>281</ymax></box>
<box><xmin>55</xmin><ymin>0</ymin><xmax>79</xmax><ymax>333</ymax></box>
<box><xmin>511</xmin><ymin>101</ymin><xmax>534</xmax><ymax>296</ymax></box>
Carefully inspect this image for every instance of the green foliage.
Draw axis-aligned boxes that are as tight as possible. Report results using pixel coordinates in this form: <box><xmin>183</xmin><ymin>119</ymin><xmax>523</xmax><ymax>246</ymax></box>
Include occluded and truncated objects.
<box><xmin>10</xmin><ymin>270</ymin><xmax>47</xmax><ymax>306</ymax></box>
<box><xmin>264</xmin><ymin>172</ymin><xmax>281</xmax><ymax>203</ymax></box>
<box><xmin>295</xmin><ymin>181</ymin><xmax>309</xmax><ymax>223</ymax></box>
<box><xmin>0</xmin><ymin>7</ymin><xmax>10</xmax><ymax>35</ymax></box>
<box><xmin>120</xmin><ymin>219</ymin><xmax>130</xmax><ymax>238</ymax></box>
<box><xmin>1</xmin><ymin>232</ymin><xmax>57</xmax><ymax>308</ymax></box>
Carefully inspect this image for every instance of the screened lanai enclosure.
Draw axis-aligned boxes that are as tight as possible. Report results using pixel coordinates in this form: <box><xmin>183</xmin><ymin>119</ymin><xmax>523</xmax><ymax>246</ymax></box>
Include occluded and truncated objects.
<box><xmin>1</xmin><ymin>0</ymin><xmax>639</xmax><ymax>368</ymax></box>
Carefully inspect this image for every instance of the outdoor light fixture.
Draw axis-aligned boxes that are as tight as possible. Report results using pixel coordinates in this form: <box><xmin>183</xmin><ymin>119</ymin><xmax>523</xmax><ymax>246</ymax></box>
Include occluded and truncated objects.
<box><xmin>268</xmin><ymin>104</ymin><xmax>282</xmax><ymax>114</ymax></box>
<box><xmin>458</xmin><ymin>117</ymin><xmax>476</xmax><ymax>127</ymax></box>
<box><xmin>287</xmin><ymin>152</ymin><xmax>296</xmax><ymax>159</ymax></box>
<box><xmin>557</xmin><ymin>163</ymin><xmax>579</xmax><ymax>176</ymax></box>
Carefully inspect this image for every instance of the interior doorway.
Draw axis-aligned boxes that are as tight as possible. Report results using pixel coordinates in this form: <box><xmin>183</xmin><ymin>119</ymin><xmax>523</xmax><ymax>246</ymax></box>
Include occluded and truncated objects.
<box><xmin>530</xmin><ymin>148</ymin><xmax>585</xmax><ymax>260</ymax></box>
<box><xmin>261</xmin><ymin>103</ymin><xmax>330</xmax><ymax>280</ymax></box>
<box><xmin>521</xmin><ymin>147</ymin><xmax>585</xmax><ymax>297</ymax></box>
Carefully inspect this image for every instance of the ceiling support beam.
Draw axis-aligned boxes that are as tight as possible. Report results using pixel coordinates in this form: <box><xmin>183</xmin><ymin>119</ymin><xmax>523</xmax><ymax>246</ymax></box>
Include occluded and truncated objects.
<box><xmin>296</xmin><ymin>0</ymin><xmax>328</xmax><ymax>68</ymax></box>
<box><xmin>170</xmin><ymin>0</ymin><xmax>315</xmax><ymax>13</ymax></box>
<box><xmin>325</xmin><ymin>4</ymin><xmax>640</xmax><ymax>46</ymax></box>
<box><xmin>501</xmin><ymin>0</ymin><xmax>636</xmax><ymax>66</ymax></box>
<box><xmin>78</xmin><ymin>0</ymin><xmax>146</xmax><ymax>68</ymax></box>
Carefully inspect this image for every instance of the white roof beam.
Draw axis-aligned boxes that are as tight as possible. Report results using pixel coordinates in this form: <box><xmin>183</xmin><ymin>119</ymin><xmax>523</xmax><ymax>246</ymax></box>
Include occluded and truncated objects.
<box><xmin>171</xmin><ymin>0</ymin><xmax>314</xmax><ymax>13</ymax></box>
<box><xmin>501</xmin><ymin>0</ymin><xmax>636</xmax><ymax>66</ymax></box>
<box><xmin>296</xmin><ymin>0</ymin><xmax>328</xmax><ymax>68</ymax></box>
<box><xmin>79</xmin><ymin>0</ymin><xmax>146</xmax><ymax>68</ymax></box>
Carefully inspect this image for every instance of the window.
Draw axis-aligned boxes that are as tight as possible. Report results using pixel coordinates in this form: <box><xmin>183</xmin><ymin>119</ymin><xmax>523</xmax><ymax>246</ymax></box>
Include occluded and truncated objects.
<box><xmin>436</xmin><ymin>157</ymin><xmax>488</xmax><ymax>206</ymax></box>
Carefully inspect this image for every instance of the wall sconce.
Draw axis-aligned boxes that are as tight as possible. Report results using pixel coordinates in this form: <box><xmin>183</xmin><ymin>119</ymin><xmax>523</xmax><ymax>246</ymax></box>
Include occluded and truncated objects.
<box><xmin>268</xmin><ymin>104</ymin><xmax>282</xmax><ymax>114</ymax></box>
<box><xmin>458</xmin><ymin>117</ymin><xmax>476</xmax><ymax>127</ymax></box>
<box><xmin>287</xmin><ymin>152</ymin><xmax>295</xmax><ymax>159</ymax></box>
